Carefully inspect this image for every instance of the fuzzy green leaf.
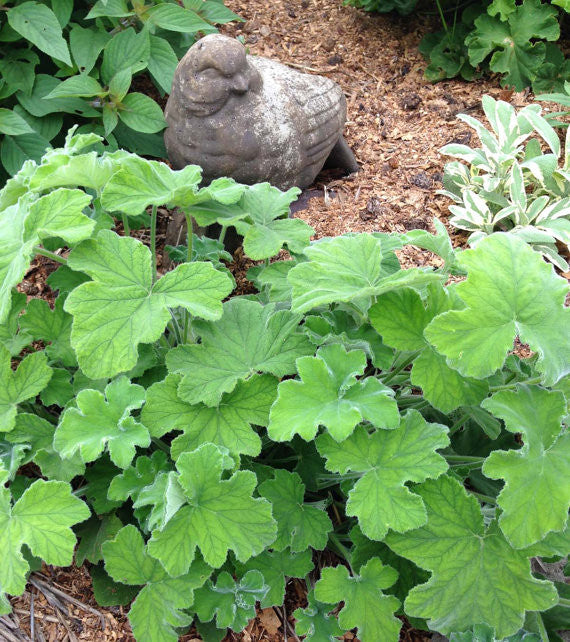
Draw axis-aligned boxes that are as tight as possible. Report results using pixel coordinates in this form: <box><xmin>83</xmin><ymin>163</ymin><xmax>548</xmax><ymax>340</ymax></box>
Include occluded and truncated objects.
<box><xmin>236</xmin><ymin>549</ymin><xmax>313</xmax><ymax>608</ymax></box>
<box><xmin>0</xmin><ymin>347</ymin><xmax>52</xmax><ymax>433</ymax></box>
<box><xmin>293</xmin><ymin>590</ymin><xmax>345</xmax><ymax>642</ymax></box>
<box><xmin>193</xmin><ymin>570</ymin><xmax>268</xmax><ymax>632</ymax></box>
<box><xmin>6</xmin><ymin>413</ymin><xmax>84</xmax><ymax>481</ymax></box>
<box><xmin>54</xmin><ymin>376</ymin><xmax>149</xmax><ymax>468</ymax></box>
<box><xmin>103</xmin><ymin>524</ymin><xmax>211</xmax><ymax>642</ymax></box>
<box><xmin>385</xmin><ymin>476</ymin><xmax>559</xmax><ymax>638</ymax></box>
<box><xmin>142</xmin><ymin>373</ymin><xmax>277</xmax><ymax>458</ymax></box>
<box><xmin>258</xmin><ymin>470</ymin><xmax>332</xmax><ymax>552</ymax></box>
<box><xmin>148</xmin><ymin>444</ymin><xmax>277</xmax><ymax>573</ymax></box>
<box><xmin>268</xmin><ymin>344</ymin><xmax>399</xmax><ymax>442</ymax></box>
<box><xmin>0</xmin><ymin>479</ymin><xmax>89</xmax><ymax>600</ymax></box>
<box><xmin>317</xmin><ymin>410</ymin><xmax>449</xmax><ymax>540</ymax></box>
<box><xmin>424</xmin><ymin>234</ymin><xmax>570</xmax><ymax>385</ymax></box>
<box><xmin>482</xmin><ymin>385</ymin><xmax>570</xmax><ymax>548</ymax></box>
<box><xmin>21</xmin><ymin>297</ymin><xmax>75</xmax><ymax>366</ymax></box>
<box><xmin>64</xmin><ymin>230</ymin><xmax>233</xmax><ymax>379</ymax></box>
<box><xmin>167</xmin><ymin>299</ymin><xmax>312</xmax><ymax>406</ymax></box>
<box><xmin>315</xmin><ymin>558</ymin><xmax>401</xmax><ymax>642</ymax></box>
<box><xmin>369</xmin><ymin>286</ymin><xmax>489</xmax><ymax>412</ymax></box>
<box><xmin>288</xmin><ymin>234</ymin><xmax>442</xmax><ymax>313</ymax></box>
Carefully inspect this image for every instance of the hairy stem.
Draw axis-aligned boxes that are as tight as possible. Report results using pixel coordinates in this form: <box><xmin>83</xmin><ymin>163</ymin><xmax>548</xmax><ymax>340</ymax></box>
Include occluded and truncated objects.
<box><xmin>490</xmin><ymin>376</ymin><xmax>542</xmax><ymax>392</ymax></box>
<box><xmin>122</xmin><ymin>212</ymin><xmax>130</xmax><ymax>237</ymax></box>
<box><xmin>150</xmin><ymin>204</ymin><xmax>157</xmax><ymax>282</ymax></box>
<box><xmin>185</xmin><ymin>211</ymin><xmax>194</xmax><ymax>263</ymax></box>
<box><xmin>33</xmin><ymin>247</ymin><xmax>67</xmax><ymax>265</ymax></box>
<box><xmin>468</xmin><ymin>490</ymin><xmax>497</xmax><ymax>505</ymax></box>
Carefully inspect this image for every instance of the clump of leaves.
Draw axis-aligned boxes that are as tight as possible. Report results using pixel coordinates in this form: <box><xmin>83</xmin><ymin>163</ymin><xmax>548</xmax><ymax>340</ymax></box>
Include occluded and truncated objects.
<box><xmin>0</xmin><ymin>0</ymin><xmax>241</xmax><ymax>181</ymax></box>
<box><xmin>350</xmin><ymin>0</ymin><xmax>570</xmax><ymax>91</ymax></box>
<box><xmin>440</xmin><ymin>95</ymin><xmax>570</xmax><ymax>270</ymax></box>
<box><xmin>0</xmin><ymin>129</ymin><xmax>569</xmax><ymax>642</ymax></box>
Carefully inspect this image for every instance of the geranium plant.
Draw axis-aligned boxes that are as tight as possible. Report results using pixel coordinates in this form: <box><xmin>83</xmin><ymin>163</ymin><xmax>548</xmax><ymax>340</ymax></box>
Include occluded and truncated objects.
<box><xmin>0</xmin><ymin>128</ymin><xmax>569</xmax><ymax>642</ymax></box>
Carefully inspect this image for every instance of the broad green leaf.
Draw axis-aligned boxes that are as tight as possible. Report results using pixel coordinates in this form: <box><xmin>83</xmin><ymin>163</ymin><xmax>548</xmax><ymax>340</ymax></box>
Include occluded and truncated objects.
<box><xmin>193</xmin><ymin>570</ymin><xmax>268</xmax><ymax>632</ymax></box>
<box><xmin>54</xmin><ymin>376</ymin><xmax>148</xmax><ymax>469</ymax></box>
<box><xmin>0</xmin><ymin>291</ymin><xmax>32</xmax><ymax>356</ymax></box>
<box><xmin>268</xmin><ymin>344</ymin><xmax>398</xmax><ymax>442</ymax></box>
<box><xmin>197</xmin><ymin>1</ymin><xmax>243</xmax><ymax>23</ymax></box>
<box><xmin>482</xmin><ymin>385</ymin><xmax>570</xmax><ymax>548</ymax></box>
<box><xmin>6</xmin><ymin>413</ymin><xmax>84</xmax><ymax>481</ymax></box>
<box><xmin>317</xmin><ymin>411</ymin><xmax>449</xmax><ymax>540</ymax></box>
<box><xmin>385</xmin><ymin>476</ymin><xmax>559</xmax><ymax>638</ymax></box>
<box><xmin>146</xmin><ymin>4</ymin><xmax>213</xmax><ymax>32</ymax></box>
<box><xmin>108</xmin><ymin>451</ymin><xmax>170</xmax><ymax>503</ymax></box>
<box><xmin>64</xmin><ymin>230</ymin><xmax>233</xmax><ymax>379</ymax></box>
<box><xmin>0</xmin><ymin>109</ymin><xmax>34</xmax><ymax>136</ymax></box>
<box><xmin>21</xmin><ymin>297</ymin><xmax>75</xmax><ymax>366</ymax></box>
<box><xmin>69</xmin><ymin>24</ymin><xmax>110</xmax><ymax>74</ymax></box>
<box><xmin>25</xmin><ymin>188</ymin><xmax>94</xmax><ymax>245</ymax></box>
<box><xmin>258</xmin><ymin>470</ymin><xmax>332</xmax><ymax>552</ymax></box>
<box><xmin>288</xmin><ymin>234</ymin><xmax>442</xmax><ymax>313</ymax></box>
<box><xmin>103</xmin><ymin>524</ymin><xmax>211</xmax><ymax>642</ymax></box>
<box><xmin>293</xmin><ymin>590</ymin><xmax>345</xmax><ymax>642</ymax></box>
<box><xmin>101</xmin><ymin>156</ymin><xmax>202</xmax><ymax>215</ymax></box>
<box><xmin>315</xmin><ymin>558</ymin><xmax>401</xmax><ymax>642</ymax></box>
<box><xmin>148</xmin><ymin>444</ymin><xmax>277</xmax><ymax>572</ymax></box>
<box><xmin>369</xmin><ymin>286</ymin><xmax>489</xmax><ymax>412</ymax></box>
<box><xmin>228</xmin><ymin>183</ymin><xmax>309</xmax><ymax>259</ymax></box>
<box><xmin>100</xmin><ymin>28</ymin><xmax>149</xmax><ymax>83</ymax></box>
<box><xmin>90</xmin><ymin>565</ymin><xmax>140</xmax><ymax>607</ymax></box>
<box><xmin>8</xmin><ymin>2</ymin><xmax>71</xmax><ymax>66</ymax></box>
<box><xmin>86</xmin><ymin>0</ymin><xmax>132</xmax><ymax>18</ymax></box>
<box><xmin>1</xmin><ymin>133</ymin><xmax>50</xmax><ymax>175</ymax></box>
<box><xmin>0</xmin><ymin>347</ymin><xmax>52</xmax><ymax>433</ymax></box>
<box><xmin>166</xmin><ymin>298</ymin><xmax>312</xmax><ymax>406</ymax></box>
<box><xmin>425</xmin><ymin>233</ymin><xmax>570</xmax><ymax>386</ymax></box>
<box><xmin>17</xmin><ymin>75</ymin><xmax>99</xmax><ymax>119</ymax></box>
<box><xmin>142</xmin><ymin>373</ymin><xmax>277</xmax><ymax>458</ymax></box>
<box><xmin>40</xmin><ymin>368</ymin><xmax>74</xmax><ymax>407</ymax></box>
<box><xmin>118</xmin><ymin>93</ymin><xmax>166</xmax><ymax>134</ymax></box>
<box><xmin>236</xmin><ymin>549</ymin><xmax>313</xmax><ymax>608</ymax></box>
<box><xmin>44</xmin><ymin>74</ymin><xmax>104</xmax><ymax>99</ymax></box>
<box><xmin>76</xmin><ymin>513</ymin><xmax>123</xmax><ymax>565</ymax></box>
<box><xmin>148</xmin><ymin>36</ymin><xmax>178</xmax><ymax>94</ymax></box>
<box><xmin>130</xmin><ymin>470</ymin><xmax>186</xmax><ymax>532</ymax></box>
<box><xmin>466</xmin><ymin>0</ymin><xmax>559</xmax><ymax>91</ymax></box>
<box><xmin>0</xmin><ymin>479</ymin><xmax>89</xmax><ymax>599</ymax></box>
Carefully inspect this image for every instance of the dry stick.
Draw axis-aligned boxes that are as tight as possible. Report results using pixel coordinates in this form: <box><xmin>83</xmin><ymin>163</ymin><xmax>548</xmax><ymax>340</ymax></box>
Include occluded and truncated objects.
<box><xmin>30</xmin><ymin>592</ymin><xmax>34</xmax><ymax>641</ymax></box>
<box><xmin>14</xmin><ymin>610</ymin><xmax>59</xmax><ymax>624</ymax></box>
<box><xmin>30</xmin><ymin>576</ymin><xmax>106</xmax><ymax>629</ymax></box>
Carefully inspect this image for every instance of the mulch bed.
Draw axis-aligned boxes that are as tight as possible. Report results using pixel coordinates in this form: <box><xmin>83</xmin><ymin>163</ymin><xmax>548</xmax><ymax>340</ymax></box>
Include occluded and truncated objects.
<box><xmin>4</xmin><ymin>0</ymin><xmax>562</xmax><ymax>639</ymax></box>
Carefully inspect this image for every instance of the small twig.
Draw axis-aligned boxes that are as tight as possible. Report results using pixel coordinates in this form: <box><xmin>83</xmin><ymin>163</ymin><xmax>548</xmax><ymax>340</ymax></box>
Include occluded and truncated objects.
<box><xmin>30</xmin><ymin>592</ymin><xmax>34</xmax><ymax>641</ymax></box>
<box><xmin>283</xmin><ymin>60</ymin><xmax>337</xmax><ymax>73</ymax></box>
<box><xmin>30</xmin><ymin>576</ymin><xmax>106</xmax><ymax>629</ymax></box>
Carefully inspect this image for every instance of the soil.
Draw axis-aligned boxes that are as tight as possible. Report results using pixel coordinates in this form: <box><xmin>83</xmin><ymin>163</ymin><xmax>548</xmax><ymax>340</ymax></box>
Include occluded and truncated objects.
<box><xmin>3</xmin><ymin>0</ymin><xmax>567</xmax><ymax>640</ymax></box>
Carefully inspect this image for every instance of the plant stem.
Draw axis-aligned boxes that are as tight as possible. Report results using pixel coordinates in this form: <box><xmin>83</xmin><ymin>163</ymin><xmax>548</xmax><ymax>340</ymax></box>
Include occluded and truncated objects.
<box><xmin>122</xmin><ymin>212</ymin><xmax>130</xmax><ymax>237</ymax></box>
<box><xmin>535</xmin><ymin>612</ymin><xmax>549</xmax><ymax>642</ymax></box>
<box><xmin>150</xmin><ymin>204</ymin><xmax>157</xmax><ymax>282</ymax></box>
<box><xmin>328</xmin><ymin>532</ymin><xmax>352</xmax><ymax>567</ymax></box>
<box><xmin>33</xmin><ymin>247</ymin><xmax>67</xmax><ymax>265</ymax></box>
<box><xmin>558</xmin><ymin>597</ymin><xmax>570</xmax><ymax>608</ymax></box>
<box><xmin>73</xmin><ymin>485</ymin><xmax>89</xmax><ymax>497</ymax></box>
<box><xmin>381</xmin><ymin>351</ymin><xmax>421</xmax><ymax>385</ymax></box>
<box><xmin>185</xmin><ymin>211</ymin><xmax>194</xmax><ymax>262</ymax></box>
<box><xmin>490</xmin><ymin>376</ymin><xmax>542</xmax><ymax>392</ymax></box>
<box><xmin>448</xmin><ymin>413</ymin><xmax>469</xmax><ymax>435</ymax></box>
<box><xmin>218</xmin><ymin>226</ymin><xmax>227</xmax><ymax>244</ymax></box>
<box><xmin>445</xmin><ymin>454</ymin><xmax>486</xmax><ymax>463</ymax></box>
<box><xmin>468</xmin><ymin>490</ymin><xmax>497</xmax><ymax>505</ymax></box>
<box><xmin>151</xmin><ymin>437</ymin><xmax>170</xmax><ymax>453</ymax></box>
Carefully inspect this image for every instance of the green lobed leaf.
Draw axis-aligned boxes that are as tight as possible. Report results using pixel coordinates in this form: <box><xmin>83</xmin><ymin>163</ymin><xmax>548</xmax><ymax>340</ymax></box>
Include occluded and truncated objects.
<box><xmin>0</xmin><ymin>479</ymin><xmax>89</xmax><ymax>601</ymax></box>
<box><xmin>236</xmin><ymin>548</ymin><xmax>313</xmax><ymax>608</ymax></box>
<box><xmin>268</xmin><ymin>344</ymin><xmax>399</xmax><ymax>442</ymax></box>
<box><xmin>258</xmin><ymin>470</ymin><xmax>332</xmax><ymax>552</ymax></box>
<box><xmin>166</xmin><ymin>298</ymin><xmax>312</xmax><ymax>406</ymax></box>
<box><xmin>0</xmin><ymin>291</ymin><xmax>32</xmax><ymax>357</ymax></box>
<box><xmin>141</xmin><ymin>373</ymin><xmax>277</xmax><ymax>458</ymax></box>
<box><xmin>54</xmin><ymin>376</ymin><xmax>149</xmax><ymax>468</ymax></box>
<box><xmin>64</xmin><ymin>230</ymin><xmax>233</xmax><ymax>379</ymax></box>
<box><xmin>424</xmin><ymin>233</ymin><xmax>570</xmax><ymax>386</ymax></box>
<box><xmin>147</xmin><ymin>443</ymin><xmax>277</xmax><ymax>573</ymax></box>
<box><xmin>385</xmin><ymin>475</ymin><xmax>559</xmax><ymax>638</ymax></box>
<box><xmin>76</xmin><ymin>513</ymin><xmax>123</xmax><ymax>565</ymax></box>
<box><xmin>103</xmin><ymin>524</ymin><xmax>211</xmax><ymax>642</ymax></box>
<box><xmin>482</xmin><ymin>385</ymin><xmax>570</xmax><ymax>548</ymax></box>
<box><xmin>293</xmin><ymin>590</ymin><xmax>345</xmax><ymax>642</ymax></box>
<box><xmin>369</xmin><ymin>285</ymin><xmax>489</xmax><ymax>412</ymax></box>
<box><xmin>192</xmin><ymin>570</ymin><xmax>268</xmax><ymax>632</ymax></box>
<box><xmin>317</xmin><ymin>410</ymin><xmax>449</xmax><ymax>540</ymax></box>
<box><xmin>288</xmin><ymin>234</ymin><xmax>443</xmax><ymax>314</ymax></box>
<box><xmin>0</xmin><ymin>347</ymin><xmax>52</xmax><ymax>433</ymax></box>
<box><xmin>315</xmin><ymin>558</ymin><xmax>401</xmax><ymax>642</ymax></box>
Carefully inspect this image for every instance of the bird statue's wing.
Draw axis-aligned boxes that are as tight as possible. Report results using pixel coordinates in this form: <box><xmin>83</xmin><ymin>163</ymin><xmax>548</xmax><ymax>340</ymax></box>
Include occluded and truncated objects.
<box><xmin>291</xmin><ymin>72</ymin><xmax>346</xmax><ymax>177</ymax></box>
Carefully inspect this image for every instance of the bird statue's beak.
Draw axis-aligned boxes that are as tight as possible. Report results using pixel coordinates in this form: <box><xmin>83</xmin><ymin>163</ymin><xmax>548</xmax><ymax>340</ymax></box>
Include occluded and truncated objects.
<box><xmin>231</xmin><ymin>73</ymin><xmax>249</xmax><ymax>94</ymax></box>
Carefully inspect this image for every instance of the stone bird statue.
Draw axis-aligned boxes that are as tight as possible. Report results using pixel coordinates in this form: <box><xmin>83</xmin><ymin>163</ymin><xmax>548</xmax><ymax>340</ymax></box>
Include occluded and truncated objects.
<box><xmin>164</xmin><ymin>34</ymin><xmax>358</xmax><ymax>190</ymax></box>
